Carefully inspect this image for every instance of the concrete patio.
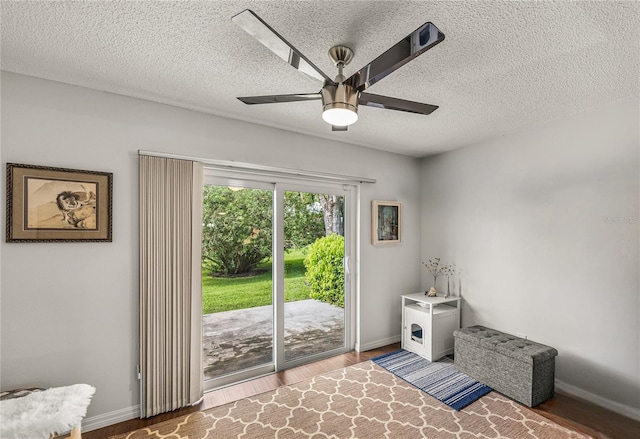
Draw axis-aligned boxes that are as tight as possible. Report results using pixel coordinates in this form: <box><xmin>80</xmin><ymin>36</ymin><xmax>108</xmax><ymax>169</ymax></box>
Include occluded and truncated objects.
<box><xmin>203</xmin><ymin>299</ymin><xmax>344</xmax><ymax>380</ymax></box>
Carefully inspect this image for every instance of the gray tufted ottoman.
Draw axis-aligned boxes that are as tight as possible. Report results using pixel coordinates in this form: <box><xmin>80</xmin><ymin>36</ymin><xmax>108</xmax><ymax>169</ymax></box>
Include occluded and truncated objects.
<box><xmin>453</xmin><ymin>325</ymin><xmax>558</xmax><ymax>407</ymax></box>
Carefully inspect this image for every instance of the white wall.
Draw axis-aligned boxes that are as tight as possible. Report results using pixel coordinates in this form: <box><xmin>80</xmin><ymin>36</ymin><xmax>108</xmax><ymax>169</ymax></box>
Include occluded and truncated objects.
<box><xmin>0</xmin><ymin>72</ymin><xmax>422</xmax><ymax>424</ymax></box>
<box><xmin>420</xmin><ymin>97</ymin><xmax>640</xmax><ymax>418</ymax></box>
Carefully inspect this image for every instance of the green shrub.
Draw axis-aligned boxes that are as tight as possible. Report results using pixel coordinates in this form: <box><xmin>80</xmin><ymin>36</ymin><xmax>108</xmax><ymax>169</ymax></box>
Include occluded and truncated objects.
<box><xmin>202</xmin><ymin>186</ymin><xmax>273</xmax><ymax>276</ymax></box>
<box><xmin>304</xmin><ymin>234</ymin><xmax>345</xmax><ymax>307</ymax></box>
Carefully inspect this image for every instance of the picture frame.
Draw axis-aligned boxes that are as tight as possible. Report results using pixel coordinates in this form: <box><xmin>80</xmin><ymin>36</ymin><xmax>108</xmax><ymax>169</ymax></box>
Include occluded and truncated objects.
<box><xmin>6</xmin><ymin>163</ymin><xmax>113</xmax><ymax>242</ymax></box>
<box><xmin>372</xmin><ymin>200</ymin><xmax>402</xmax><ymax>245</ymax></box>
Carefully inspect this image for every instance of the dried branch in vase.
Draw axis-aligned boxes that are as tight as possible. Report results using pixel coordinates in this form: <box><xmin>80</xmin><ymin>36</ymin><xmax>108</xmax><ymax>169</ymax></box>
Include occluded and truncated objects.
<box><xmin>423</xmin><ymin>258</ymin><xmax>446</xmax><ymax>295</ymax></box>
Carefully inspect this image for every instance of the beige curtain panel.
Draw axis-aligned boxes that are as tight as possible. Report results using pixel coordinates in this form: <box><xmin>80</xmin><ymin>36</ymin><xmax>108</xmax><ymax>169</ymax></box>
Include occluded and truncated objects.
<box><xmin>139</xmin><ymin>154</ymin><xmax>203</xmax><ymax>418</ymax></box>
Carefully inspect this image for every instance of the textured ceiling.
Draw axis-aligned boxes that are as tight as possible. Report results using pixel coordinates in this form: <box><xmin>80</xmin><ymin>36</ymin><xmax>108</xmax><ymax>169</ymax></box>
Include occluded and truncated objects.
<box><xmin>1</xmin><ymin>1</ymin><xmax>639</xmax><ymax>157</ymax></box>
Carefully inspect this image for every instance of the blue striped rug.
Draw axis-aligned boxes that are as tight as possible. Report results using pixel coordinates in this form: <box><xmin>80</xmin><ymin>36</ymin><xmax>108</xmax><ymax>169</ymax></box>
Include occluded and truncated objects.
<box><xmin>372</xmin><ymin>349</ymin><xmax>492</xmax><ymax>411</ymax></box>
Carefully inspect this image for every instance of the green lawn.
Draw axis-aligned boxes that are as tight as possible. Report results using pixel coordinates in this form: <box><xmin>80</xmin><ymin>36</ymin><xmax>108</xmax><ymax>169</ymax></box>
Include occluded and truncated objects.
<box><xmin>202</xmin><ymin>249</ymin><xmax>311</xmax><ymax>314</ymax></box>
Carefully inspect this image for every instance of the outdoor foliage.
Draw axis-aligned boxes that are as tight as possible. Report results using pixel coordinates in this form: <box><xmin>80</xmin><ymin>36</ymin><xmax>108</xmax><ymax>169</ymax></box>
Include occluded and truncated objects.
<box><xmin>202</xmin><ymin>186</ymin><xmax>273</xmax><ymax>275</ymax></box>
<box><xmin>304</xmin><ymin>234</ymin><xmax>345</xmax><ymax>307</ymax></box>
<box><xmin>283</xmin><ymin>191</ymin><xmax>325</xmax><ymax>250</ymax></box>
<box><xmin>202</xmin><ymin>186</ymin><xmax>343</xmax><ymax>276</ymax></box>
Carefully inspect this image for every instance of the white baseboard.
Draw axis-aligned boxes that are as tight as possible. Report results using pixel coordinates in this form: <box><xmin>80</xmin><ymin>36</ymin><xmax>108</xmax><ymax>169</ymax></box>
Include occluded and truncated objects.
<box><xmin>555</xmin><ymin>379</ymin><xmax>640</xmax><ymax>422</ymax></box>
<box><xmin>83</xmin><ymin>405</ymin><xmax>140</xmax><ymax>432</ymax></box>
<box><xmin>356</xmin><ymin>335</ymin><xmax>401</xmax><ymax>352</ymax></box>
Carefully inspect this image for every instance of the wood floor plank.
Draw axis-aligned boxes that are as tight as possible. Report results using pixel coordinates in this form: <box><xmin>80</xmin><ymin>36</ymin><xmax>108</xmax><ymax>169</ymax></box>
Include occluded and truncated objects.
<box><xmin>85</xmin><ymin>344</ymin><xmax>640</xmax><ymax>439</ymax></box>
<box><xmin>533</xmin><ymin>390</ymin><xmax>640</xmax><ymax>439</ymax></box>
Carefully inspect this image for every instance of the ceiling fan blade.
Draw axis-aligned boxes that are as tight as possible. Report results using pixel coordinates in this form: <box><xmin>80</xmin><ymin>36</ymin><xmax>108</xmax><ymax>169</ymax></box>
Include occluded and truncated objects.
<box><xmin>359</xmin><ymin>92</ymin><xmax>439</xmax><ymax>115</ymax></box>
<box><xmin>232</xmin><ymin>9</ymin><xmax>334</xmax><ymax>84</ymax></box>
<box><xmin>346</xmin><ymin>22</ymin><xmax>444</xmax><ymax>91</ymax></box>
<box><xmin>238</xmin><ymin>93</ymin><xmax>322</xmax><ymax>105</ymax></box>
<box><xmin>332</xmin><ymin>125</ymin><xmax>348</xmax><ymax>132</ymax></box>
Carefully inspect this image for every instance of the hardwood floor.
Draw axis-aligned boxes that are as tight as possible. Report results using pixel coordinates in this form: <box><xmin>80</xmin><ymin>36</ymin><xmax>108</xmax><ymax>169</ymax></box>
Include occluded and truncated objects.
<box><xmin>86</xmin><ymin>344</ymin><xmax>639</xmax><ymax>439</ymax></box>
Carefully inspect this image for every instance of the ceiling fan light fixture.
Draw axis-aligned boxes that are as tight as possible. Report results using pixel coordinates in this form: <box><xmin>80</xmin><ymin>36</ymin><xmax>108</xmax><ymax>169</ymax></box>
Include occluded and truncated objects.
<box><xmin>322</xmin><ymin>105</ymin><xmax>358</xmax><ymax>126</ymax></box>
<box><xmin>321</xmin><ymin>82</ymin><xmax>359</xmax><ymax>127</ymax></box>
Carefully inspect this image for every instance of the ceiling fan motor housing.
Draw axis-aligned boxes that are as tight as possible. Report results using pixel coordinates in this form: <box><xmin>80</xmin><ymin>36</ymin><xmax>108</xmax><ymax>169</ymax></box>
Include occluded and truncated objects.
<box><xmin>321</xmin><ymin>82</ymin><xmax>359</xmax><ymax>116</ymax></box>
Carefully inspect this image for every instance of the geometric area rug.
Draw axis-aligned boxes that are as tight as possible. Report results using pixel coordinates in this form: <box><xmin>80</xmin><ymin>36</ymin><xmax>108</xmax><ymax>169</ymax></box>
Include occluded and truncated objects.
<box><xmin>372</xmin><ymin>349</ymin><xmax>492</xmax><ymax>411</ymax></box>
<box><xmin>110</xmin><ymin>361</ymin><xmax>590</xmax><ymax>439</ymax></box>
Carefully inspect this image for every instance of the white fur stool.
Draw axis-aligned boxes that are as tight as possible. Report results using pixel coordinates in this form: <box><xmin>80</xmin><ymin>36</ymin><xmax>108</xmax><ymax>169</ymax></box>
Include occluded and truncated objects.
<box><xmin>0</xmin><ymin>384</ymin><xmax>95</xmax><ymax>439</ymax></box>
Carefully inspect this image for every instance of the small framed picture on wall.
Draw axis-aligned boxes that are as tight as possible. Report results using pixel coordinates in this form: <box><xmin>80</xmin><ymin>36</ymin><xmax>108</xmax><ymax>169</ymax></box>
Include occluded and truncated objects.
<box><xmin>372</xmin><ymin>200</ymin><xmax>401</xmax><ymax>245</ymax></box>
<box><xmin>6</xmin><ymin>163</ymin><xmax>113</xmax><ymax>242</ymax></box>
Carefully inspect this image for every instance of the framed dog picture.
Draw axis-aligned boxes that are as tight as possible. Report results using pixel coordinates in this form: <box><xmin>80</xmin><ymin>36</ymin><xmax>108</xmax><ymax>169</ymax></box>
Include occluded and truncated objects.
<box><xmin>372</xmin><ymin>200</ymin><xmax>402</xmax><ymax>245</ymax></box>
<box><xmin>6</xmin><ymin>163</ymin><xmax>113</xmax><ymax>242</ymax></box>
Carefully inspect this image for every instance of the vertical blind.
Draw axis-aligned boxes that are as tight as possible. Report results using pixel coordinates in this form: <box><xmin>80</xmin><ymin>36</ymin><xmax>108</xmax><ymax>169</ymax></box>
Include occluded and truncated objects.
<box><xmin>139</xmin><ymin>155</ymin><xmax>203</xmax><ymax>417</ymax></box>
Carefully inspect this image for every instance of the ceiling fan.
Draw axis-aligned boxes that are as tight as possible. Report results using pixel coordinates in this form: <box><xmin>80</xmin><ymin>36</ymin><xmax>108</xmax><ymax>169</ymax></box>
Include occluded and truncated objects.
<box><xmin>232</xmin><ymin>9</ymin><xmax>445</xmax><ymax>131</ymax></box>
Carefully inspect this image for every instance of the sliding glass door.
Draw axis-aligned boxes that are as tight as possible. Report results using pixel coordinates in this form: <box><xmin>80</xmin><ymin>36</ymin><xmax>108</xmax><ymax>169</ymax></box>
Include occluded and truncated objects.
<box><xmin>202</xmin><ymin>172</ymin><xmax>353</xmax><ymax>391</ymax></box>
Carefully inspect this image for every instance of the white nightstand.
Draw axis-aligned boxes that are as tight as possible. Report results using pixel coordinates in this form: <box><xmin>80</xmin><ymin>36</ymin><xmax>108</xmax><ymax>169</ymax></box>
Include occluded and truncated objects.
<box><xmin>401</xmin><ymin>293</ymin><xmax>461</xmax><ymax>361</ymax></box>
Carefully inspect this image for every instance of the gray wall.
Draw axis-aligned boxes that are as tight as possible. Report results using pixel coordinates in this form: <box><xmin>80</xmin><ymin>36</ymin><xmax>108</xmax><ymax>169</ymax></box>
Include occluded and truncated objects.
<box><xmin>420</xmin><ymin>97</ymin><xmax>639</xmax><ymax>418</ymax></box>
<box><xmin>0</xmin><ymin>72</ymin><xmax>422</xmax><ymax>424</ymax></box>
